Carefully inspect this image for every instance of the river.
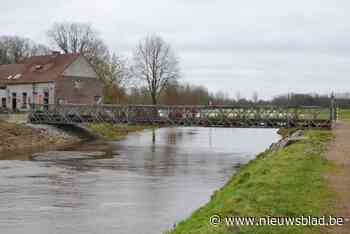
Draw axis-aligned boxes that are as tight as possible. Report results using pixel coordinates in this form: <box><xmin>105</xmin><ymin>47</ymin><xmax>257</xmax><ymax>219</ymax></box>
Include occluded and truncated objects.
<box><xmin>0</xmin><ymin>127</ymin><xmax>280</xmax><ymax>234</ymax></box>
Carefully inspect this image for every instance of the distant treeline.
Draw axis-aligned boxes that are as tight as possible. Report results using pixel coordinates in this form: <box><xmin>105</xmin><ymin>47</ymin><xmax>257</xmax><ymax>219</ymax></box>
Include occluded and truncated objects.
<box><xmin>272</xmin><ymin>93</ymin><xmax>349</xmax><ymax>108</ymax></box>
<box><xmin>107</xmin><ymin>81</ymin><xmax>346</xmax><ymax>108</ymax></box>
<box><xmin>108</xmin><ymin>82</ymin><xmax>232</xmax><ymax>106</ymax></box>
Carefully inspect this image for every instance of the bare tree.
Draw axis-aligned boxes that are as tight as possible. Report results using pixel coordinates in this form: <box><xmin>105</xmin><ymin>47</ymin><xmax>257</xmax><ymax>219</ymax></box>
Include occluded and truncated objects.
<box><xmin>96</xmin><ymin>54</ymin><xmax>131</xmax><ymax>88</ymax></box>
<box><xmin>0</xmin><ymin>36</ymin><xmax>49</xmax><ymax>64</ymax></box>
<box><xmin>47</xmin><ymin>22</ymin><xmax>125</xmax><ymax>73</ymax></box>
<box><xmin>48</xmin><ymin>22</ymin><xmax>102</xmax><ymax>54</ymax></box>
<box><xmin>47</xmin><ymin>22</ymin><xmax>110</xmax><ymax>67</ymax></box>
<box><xmin>0</xmin><ymin>40</ymin><xmax>10</xmax><ymax>64</ymax></box>
<box><xmin>47</xmin><ymin>21</ymin><xmax>131</xmax><ymax>102</ymax></box>
<box><xmin>132</xmin><ymin>35</ymin><xmax>180</xmax><ymax>105</ymax></box>
<box><xmin>99</xmin><ymin>54</ymin><xmax>132</xmax><ymax>104</ymax></box>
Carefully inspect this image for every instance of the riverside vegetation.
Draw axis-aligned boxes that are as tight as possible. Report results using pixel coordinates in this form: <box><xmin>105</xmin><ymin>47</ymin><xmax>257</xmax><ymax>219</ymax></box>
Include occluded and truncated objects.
<box><xmin>167</xmin><ymin>129</ymin><xmax>336</xmax><ymax>234</ymax></box>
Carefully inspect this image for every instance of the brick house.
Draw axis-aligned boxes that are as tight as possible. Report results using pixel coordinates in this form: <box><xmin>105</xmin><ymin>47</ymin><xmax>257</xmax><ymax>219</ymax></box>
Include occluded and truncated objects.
<box><xmin>0</xmin><ymin>52</ymin><xmax>103</xmax><ymax>111</ymax></box>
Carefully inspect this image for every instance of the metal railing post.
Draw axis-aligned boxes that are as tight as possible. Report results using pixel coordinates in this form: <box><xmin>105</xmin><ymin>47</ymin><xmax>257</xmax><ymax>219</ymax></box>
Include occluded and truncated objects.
<box><xmin>126</xmin><ymin>105</ymin><xmax>130</xmax><ymax>124</ymax></box>
<box><xmin>330</xmin><ymin>93</ymin><xmax>336</xmax><ymax>123</ymax></box>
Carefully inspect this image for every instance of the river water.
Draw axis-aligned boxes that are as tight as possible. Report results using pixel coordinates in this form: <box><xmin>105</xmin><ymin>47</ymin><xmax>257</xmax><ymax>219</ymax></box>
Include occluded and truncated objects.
<box><xmin>0</xmin><ymin>127</ymin><xmax>280</xmax><ymax>234</ymax></box>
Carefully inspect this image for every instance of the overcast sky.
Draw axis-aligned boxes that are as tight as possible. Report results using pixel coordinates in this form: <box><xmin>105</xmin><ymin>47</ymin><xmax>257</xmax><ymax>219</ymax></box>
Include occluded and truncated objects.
<box><xmin>1</xmin><ymin>0</ymin><xmax>350</xmax><ymax>99</ymax></box>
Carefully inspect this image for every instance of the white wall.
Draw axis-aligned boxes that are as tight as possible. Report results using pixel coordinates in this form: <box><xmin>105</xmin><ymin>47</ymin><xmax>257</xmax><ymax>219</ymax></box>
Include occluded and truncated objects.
<box><xmin>62</xmin><ymin>56</ymin><xmax>97</xmax><ymax>78</ymax></box>
<box><xmin>5</xmin><ymin>83</ymin><xmax>55</xmax><ymax>111</ymax></box>
<box><xmin>0</xmin><ymin>89</ymin><xmax>6</xmax><ymax>108</ymax></box>
<box><xmin>0</xmin><ymin>89</ymin><xmax>6</xmax><ymax>99</ymax></box>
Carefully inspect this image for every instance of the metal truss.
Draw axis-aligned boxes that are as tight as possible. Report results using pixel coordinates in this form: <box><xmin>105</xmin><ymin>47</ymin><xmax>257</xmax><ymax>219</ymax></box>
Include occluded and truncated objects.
<box><xmin>29</xmin><ymin>104</ymin><xmax>335</xmax><ymax>129</ymax></box>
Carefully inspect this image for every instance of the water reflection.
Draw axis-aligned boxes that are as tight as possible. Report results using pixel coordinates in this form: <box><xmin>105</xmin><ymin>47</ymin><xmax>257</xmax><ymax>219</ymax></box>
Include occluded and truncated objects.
<box><xmin>0</xmin><ymin>127</ymin><xmax>280</xmax><ymax>234</ymax></box>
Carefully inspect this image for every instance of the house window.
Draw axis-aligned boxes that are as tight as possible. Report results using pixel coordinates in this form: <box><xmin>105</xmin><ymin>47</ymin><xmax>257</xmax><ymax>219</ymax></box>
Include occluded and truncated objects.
<box><xmin>34</xmin><ymin>65</ymin><xmax>43</xmax><ymax>70</ymax></box>
<box><xmin>44</xmin><ymin>92</ymin><xmax>49</xmax><ymax>104</ymax></box>
<box><xmin>43</xmin><ymin>92</ymin><xmax>50</xmax><ymax>111</ymax></box>
<box><xmin>94</xmin><ymin>96</ymin><xmax>102</xmax><ymax>104</ymax></box>
<box><xmin>22</xmin><ymin>92</ymin><xmax>27</xmax><ymax>109</ymax></box>
<box><xmin>1</xmin><ymin>98</ymin><xmax>6</xmax><ymax>108</ymax></box>
<box><xmin>12</xmin><ymin>93</ymin><xmax>17</xmax><ymax>110</ymax></box>
<box><xmin>74</xmin><ymin>80</ymin><xmax>82</xmax><ymax>89</ymax></box>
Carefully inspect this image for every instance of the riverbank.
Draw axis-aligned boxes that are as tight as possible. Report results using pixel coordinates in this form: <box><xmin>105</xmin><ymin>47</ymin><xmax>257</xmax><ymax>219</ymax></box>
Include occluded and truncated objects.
<box><xmin>0</xmin><ymin>121</ymin><xmax>156</xmax><ymax>157</ymax></box>
<box><xmin>0</xmin><ymin>121</ymin><xmax>81</xmax><ymax>156</ymax></box>
<box><xmin>167</xmin><ymin>129</ymin><xmax>336</xmax><ymax>234</ymax></box>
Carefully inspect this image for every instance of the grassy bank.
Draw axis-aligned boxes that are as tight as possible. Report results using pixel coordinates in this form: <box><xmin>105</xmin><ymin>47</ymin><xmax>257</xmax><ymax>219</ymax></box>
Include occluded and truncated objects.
<box><xmin>276</xmin><ymin>128</ymin><xmax>298</xmax><ymax>138</ymax></box>
<box><xmin>167</xmin><ymin>130</ymin><xmax>335</xmax><ymax>234</ymax></box>
<box><xmin>86</xmin><ymin>123</ymin><xmax>157</xmax><ymax>140</ymax></box>
<box><xmin>338</xmin><ymin>108</ymin><xmax>350</xmax><ymax>121</ymax></box>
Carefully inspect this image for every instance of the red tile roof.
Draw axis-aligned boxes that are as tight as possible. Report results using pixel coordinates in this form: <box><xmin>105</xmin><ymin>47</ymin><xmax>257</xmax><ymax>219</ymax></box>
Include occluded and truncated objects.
<box><xmin>0</xmin><ymin>64</ymin><xmax>26</xmax><ymax>86</ymax></box>
<box><xmin>0</xmin><ymin>53</ymin><xmax>80</xmax><ymax>85</ymax></box>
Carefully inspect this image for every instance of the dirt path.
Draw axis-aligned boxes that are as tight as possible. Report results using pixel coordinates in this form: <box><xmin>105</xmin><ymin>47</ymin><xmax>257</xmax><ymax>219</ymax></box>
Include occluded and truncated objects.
<box><xmin>324</xmin><ymin>121</ymin><xmax>350</xmax><ymax>233</ymax></box>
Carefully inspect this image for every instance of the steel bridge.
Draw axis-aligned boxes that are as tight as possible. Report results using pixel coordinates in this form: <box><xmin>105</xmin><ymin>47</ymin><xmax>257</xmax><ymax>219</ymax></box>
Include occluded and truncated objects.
<box><xmin>29</xmin><ymin>104</ymin><xmax>337</xmax><ymax>129</ymax></box>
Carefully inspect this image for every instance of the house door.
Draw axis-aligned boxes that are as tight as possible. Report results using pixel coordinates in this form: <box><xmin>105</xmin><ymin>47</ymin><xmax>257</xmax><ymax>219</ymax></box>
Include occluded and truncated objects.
<box><xmin>44</xmin><ymin>92</ymin><xmax>49</xmax><ymax>110</ymax></box>
<box><xmin>1</xmin><ymin>98</ymin><xmax>6</xmax><ymax>108</ymax></box>
<box><xmin>12</xmin><ymin>93</ymin><xmax>17</xmax><ymax>110</ymax></box>
<box><xmin>44</xmin><ymin>92</ymin><xmax>49</xmax><ymax>104</ymax></box>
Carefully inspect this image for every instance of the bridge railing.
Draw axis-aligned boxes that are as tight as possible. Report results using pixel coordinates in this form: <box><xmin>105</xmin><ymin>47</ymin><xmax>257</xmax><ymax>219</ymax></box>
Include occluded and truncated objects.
<box><xmin>29</xmin><ymin>104</ymin><xmax>334</xmax><ymax>128</ymax></box>
<box><xmin>330</xmin><ymin>95</ymin><xmax>338</xmax><ymax>123</ymax></box>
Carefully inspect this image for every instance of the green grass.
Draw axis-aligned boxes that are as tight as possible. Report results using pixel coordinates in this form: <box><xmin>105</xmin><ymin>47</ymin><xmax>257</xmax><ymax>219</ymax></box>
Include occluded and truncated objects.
<box><xmin>86</xmin><ymin>123</ymin><xmax>156</xmax><ymax>140</ymax></box>
<box><xmin>166</xmin><ymin>130</ymin><xmax>335</xmax><ymax>234</ymax></box>
<box><xmin>338</xmin><ymin>109</ymin><xmax>350</xmax><ymax>121</ymax></box>
<box><xmin>277</xmin><ymin>128</ymin><xmax>298</xmax><ymax>138</ymax></box>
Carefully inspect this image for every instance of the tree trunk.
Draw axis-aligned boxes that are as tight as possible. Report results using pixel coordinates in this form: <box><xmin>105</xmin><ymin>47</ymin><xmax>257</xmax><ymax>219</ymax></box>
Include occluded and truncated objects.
<box><xmin>151</xmin><ymin>93</ymin><xmax>157</xmax><ymax>105</ymax></box>
<box><xmin>151</xmin><ymin>93</ymin><xmax>158</xmax><ymax>120</ymax></box>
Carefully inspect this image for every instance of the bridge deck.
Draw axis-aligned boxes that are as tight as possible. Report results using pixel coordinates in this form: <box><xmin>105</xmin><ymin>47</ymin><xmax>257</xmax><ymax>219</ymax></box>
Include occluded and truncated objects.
<box><xmin>29</xmin><ymin>104</ymin><xmax>335</xmax><ymax>129</ymax></box>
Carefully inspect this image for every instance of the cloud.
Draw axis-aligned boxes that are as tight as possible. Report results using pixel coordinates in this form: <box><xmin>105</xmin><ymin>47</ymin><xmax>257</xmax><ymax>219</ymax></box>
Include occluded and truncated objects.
<box><xmin>1</xmin><ymin>0</ymin><xmax>350</xmax><ymax>99</ymax></box>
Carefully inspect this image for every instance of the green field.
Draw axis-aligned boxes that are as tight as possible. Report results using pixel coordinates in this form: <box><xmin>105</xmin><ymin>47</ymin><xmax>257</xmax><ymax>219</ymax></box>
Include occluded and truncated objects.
<box><xmin>338</xmin><ymin>108</ymin><xmax>350</xmax><ymax>120</ymax></box>
<box><xmin>166</xmin><ymin>130</ymin><xmax>335</xmax><ymax>234</ymax></box>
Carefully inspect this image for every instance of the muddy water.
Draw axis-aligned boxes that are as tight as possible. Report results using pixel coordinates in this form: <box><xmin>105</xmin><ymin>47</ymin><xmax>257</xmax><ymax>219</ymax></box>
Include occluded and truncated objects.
<box><xmin>0</xmin><ymin>127</ymin><xmax>280</xmax><ymax>234</ymax></box>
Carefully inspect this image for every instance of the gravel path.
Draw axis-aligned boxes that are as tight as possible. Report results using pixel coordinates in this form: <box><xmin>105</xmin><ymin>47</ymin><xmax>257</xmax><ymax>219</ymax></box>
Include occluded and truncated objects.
<box><xmin>325</xmin><ymin>121</ymin><xmax>350</xmax><ymax>233</ymax></box>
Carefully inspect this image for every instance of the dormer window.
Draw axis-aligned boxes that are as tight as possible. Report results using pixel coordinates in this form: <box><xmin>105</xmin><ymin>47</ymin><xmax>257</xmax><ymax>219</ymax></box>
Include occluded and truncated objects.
<box><xmin>35</xmin><ymin>65</ymin><xmax>43</xmax><ymax>70</ymax></box>
<box><xmin>13</xmin><ymin>74</ymin><xmax>22</xmax><ymax>79</ymax></box>
<box><xmin>7</xmin><ymin>74</ymin><xmax>22</xmax><ymax>80</ymax></box>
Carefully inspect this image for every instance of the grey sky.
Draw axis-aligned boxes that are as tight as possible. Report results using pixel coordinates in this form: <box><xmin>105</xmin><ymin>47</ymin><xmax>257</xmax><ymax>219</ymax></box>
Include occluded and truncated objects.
<box><xmin>1</xmin><ymin>0</ymin><xmax>350</xmax><ymax>99</ymax></box>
